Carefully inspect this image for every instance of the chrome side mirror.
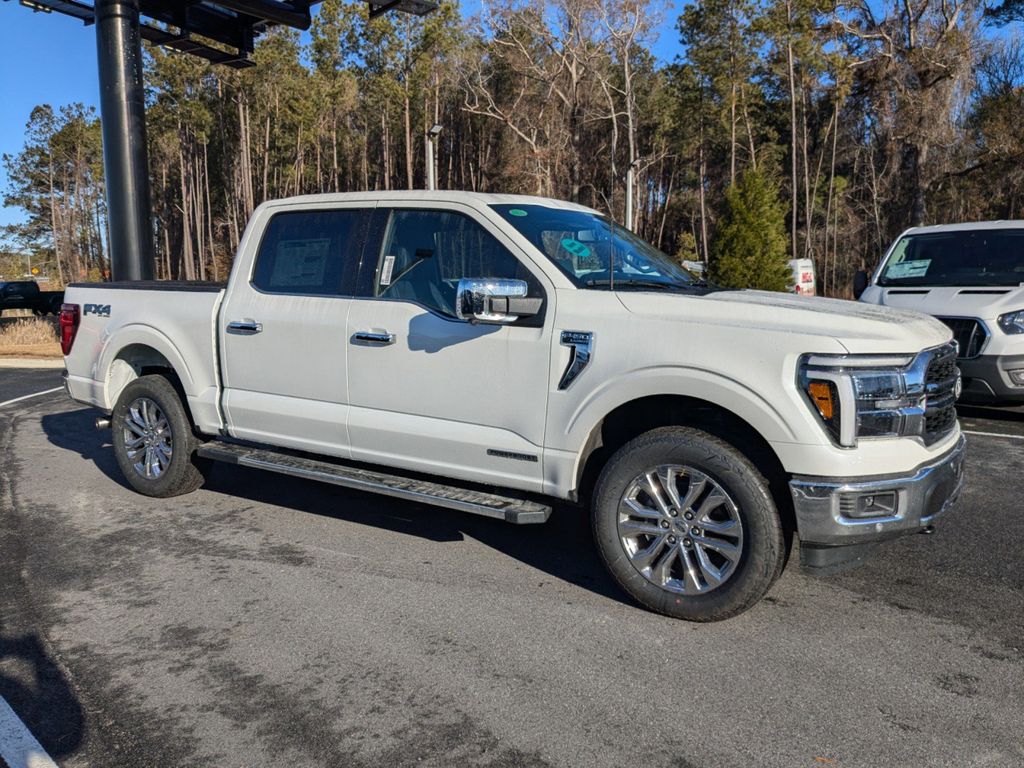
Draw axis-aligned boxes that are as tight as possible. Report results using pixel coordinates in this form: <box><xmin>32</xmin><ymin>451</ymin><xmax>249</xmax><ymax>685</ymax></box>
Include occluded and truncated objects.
<box><xmin>455</xmin><ymin>278</ymin><xmax>541</xmax><ymax>324</ymax></box>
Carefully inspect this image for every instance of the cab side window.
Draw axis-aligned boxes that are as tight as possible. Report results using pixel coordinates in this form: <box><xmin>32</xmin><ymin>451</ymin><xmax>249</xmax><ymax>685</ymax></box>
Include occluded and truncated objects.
<box><xmin>373</xmin><ymin>209</ymin><xmax>541</xmax><ymax>318</ymax></box>
<box><xmin>253</xmin><ymin>209</ymin><xmax>368</xmax><ymax>295</ymax></box>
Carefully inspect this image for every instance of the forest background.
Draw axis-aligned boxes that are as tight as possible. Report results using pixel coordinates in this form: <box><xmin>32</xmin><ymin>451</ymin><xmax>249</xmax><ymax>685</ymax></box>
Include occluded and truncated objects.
<box><xmin>3</xmin><ymin>0</ymin><xmax>1024</xmax><ymax>295</ymax></box>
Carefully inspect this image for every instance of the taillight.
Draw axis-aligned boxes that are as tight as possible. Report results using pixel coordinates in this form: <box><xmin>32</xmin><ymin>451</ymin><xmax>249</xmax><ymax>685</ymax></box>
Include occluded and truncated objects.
<box><xmin>60</xmin><ymin>303</ymin><xmax>80</xmax><ymax>356</ymax></box>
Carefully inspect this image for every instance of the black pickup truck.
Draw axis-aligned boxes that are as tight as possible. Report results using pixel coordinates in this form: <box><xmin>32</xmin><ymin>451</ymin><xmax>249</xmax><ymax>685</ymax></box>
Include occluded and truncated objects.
<box><xmin>0</xmin><ymin>280</ymin><xmax>65</xmax><ymax>316</ymax></box>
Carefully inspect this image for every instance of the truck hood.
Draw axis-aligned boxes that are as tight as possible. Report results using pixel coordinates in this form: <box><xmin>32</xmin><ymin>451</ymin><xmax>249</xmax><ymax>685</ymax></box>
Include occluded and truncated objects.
<box><xmin>870</xmin><ymin>285</ymin><xmax>1024</xmax><ymax>321</ymax></box>
<box><xmin>616</xmin><ymin>289</ymin><xmax>952</xmax><ymax>354</ymax></box>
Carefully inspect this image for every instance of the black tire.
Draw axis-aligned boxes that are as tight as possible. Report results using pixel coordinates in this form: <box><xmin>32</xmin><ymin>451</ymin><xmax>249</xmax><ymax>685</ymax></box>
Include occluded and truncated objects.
<box><xmin>111</xmin><ymin>375</ymin><xmax>209</xmax><ymax>497</ymax></box>
<box><xmin>592</xmin><ymin>426</ymin><xmax>785</xmax><ymax>622</ymax></box>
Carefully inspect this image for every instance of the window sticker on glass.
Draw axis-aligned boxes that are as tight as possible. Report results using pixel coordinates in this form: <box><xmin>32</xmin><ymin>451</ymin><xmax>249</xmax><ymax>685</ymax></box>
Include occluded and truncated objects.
<box><xmin>561</xmin><ymin>237</ymin><xmax>591</xmax><ymax>258</ymax></box>
<box><xmin>886</xmin><ymin>260</ymin><xmax>930</xmax><ymax>278</ymax></box>
<box><xmin>508</xmin><ymin>208</ymin><xmax>528</xmax><ymax>217</ymax></box>
<box><xmin>380</xmin><ymin>255</ymin><xmax>396</xmax><ymax>286</ymax></box>
<box><xmin>269</xmin><ymin>238</ymin><xmax>331</xmax><ymax>288</ymax></box>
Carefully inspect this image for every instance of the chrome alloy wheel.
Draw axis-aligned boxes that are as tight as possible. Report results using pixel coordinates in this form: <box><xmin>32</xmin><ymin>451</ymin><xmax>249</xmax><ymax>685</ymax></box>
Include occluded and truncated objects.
<box><xmin>618</xmin><ymin>466</ymin><xmax>744</xmax><ymax>594</ymax></box>
<box><xmin>122</xmin><ymin>397</ymin><xmax>173</xmax><ymax>480</ymax></box>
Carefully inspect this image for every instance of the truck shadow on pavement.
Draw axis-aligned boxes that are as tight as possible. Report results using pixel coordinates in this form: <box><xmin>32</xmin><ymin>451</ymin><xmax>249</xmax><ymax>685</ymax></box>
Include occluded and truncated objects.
<box><xmin>0</xmin><ymin>624</ymin><xmax>86</xmax><ymax>760</ymax></box>
<box><xmin>210</xmin><ymin>463</ymin><xmax>632</xmax><ymax>607</ymax></box>
<box><xmin>40</xmin><ymin>407</ymin><xmax>635</xmax><ymax>609</ymax></box>
<box><xmin>40</xmin><ymin>407</ymin><xmax>134</xmax><ymax>490</ymax></box>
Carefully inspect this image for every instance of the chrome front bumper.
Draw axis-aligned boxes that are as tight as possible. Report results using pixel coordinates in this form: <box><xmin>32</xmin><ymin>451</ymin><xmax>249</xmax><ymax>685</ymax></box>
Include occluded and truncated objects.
<box><xmin>790</xmin><ymin>435</ymin><xmax>966</xmax><ymax>549</ymax></box>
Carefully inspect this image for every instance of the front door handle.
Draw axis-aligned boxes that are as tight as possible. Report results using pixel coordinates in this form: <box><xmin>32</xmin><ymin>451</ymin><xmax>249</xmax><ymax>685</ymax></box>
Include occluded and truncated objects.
<box><xmin>354</xmin><ymin>330</ymin><xmax>396</xmax><ymax>346</ymax></box>
<box><xmin>226</xmin><ymin>320</ymin><xmax>263</xmax><ymax>335</ymax></box>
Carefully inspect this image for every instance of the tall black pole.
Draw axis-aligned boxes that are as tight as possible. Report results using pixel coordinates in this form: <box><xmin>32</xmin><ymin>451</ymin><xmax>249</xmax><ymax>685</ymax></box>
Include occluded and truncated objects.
<box><xmin>95</xmin><ymin>0</ymin><xmax>155</xmax><ymax>281</ymax></box>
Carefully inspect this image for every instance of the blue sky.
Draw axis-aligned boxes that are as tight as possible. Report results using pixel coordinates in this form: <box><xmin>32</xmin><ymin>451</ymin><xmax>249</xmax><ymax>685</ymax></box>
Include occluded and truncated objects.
<box><xmin>0</xmin><ymin>3</ymin><xmax>686</xmax><ymax>231</ymax></box>
<box><xmin>0</xmin><ymin>10</ymin><xmax>101</xmax><ymax>229</ymax></box>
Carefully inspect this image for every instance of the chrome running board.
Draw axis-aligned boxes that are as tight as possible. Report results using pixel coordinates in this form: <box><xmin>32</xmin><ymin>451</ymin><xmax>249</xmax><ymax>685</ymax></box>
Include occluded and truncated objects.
<box><xmin>197</xmin><ymin>441</ymin><xmax>552</xmax><ymax>524</ymax></box>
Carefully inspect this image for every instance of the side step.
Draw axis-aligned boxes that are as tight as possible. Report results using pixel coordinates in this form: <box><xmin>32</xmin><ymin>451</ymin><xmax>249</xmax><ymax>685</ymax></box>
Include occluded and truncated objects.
<box><xmin>196</xmin><ymin>441</ymin><xmax>552</xmax><ymax>524</ymax></box>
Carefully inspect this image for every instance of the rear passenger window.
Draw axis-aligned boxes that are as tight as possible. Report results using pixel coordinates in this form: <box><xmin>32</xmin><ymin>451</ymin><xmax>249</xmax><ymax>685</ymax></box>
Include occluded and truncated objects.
<box><xmin>253</xmin><ymin>210</ymin><xmax>368</xmax><ymax>295</ymax></box>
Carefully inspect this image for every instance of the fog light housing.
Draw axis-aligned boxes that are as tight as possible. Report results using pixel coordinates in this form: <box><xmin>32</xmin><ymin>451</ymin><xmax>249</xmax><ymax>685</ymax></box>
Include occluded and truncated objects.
<box><xmin>838</xmin><ymin>490</ymin><xmax>899</xmax><ymax>519</ymax></box>
<box><xmin>1008</xmin><ymin>369</ymin><xmax>1024</xmax><ymax>386</ymax></box>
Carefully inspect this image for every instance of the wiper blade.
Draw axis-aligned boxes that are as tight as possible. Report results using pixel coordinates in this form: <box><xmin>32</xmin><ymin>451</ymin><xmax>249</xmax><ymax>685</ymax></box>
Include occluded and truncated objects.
<box><xmin>583</xmin><ymin>279</ymin><xmax>696</xmax><ymax>291</ymax></box>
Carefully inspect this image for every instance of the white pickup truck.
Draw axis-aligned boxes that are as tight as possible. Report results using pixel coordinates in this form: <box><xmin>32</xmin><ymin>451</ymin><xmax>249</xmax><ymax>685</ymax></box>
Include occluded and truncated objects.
<box><xmin>61</xmin><ymin>191</ymin><xmax>966</xmax><ymax>621</ymax></box>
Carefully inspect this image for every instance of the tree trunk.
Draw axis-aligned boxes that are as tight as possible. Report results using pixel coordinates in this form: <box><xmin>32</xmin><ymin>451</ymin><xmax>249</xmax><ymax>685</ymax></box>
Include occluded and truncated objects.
<box><xmin>699</xmin><ymin>125</ymin><xmax>710</xmax><ymax>265</ymax></box>
<box><xmin>801</xmin><ymin>85</ymin><xmax>812</xmax><ymax>258</ymax></box>
<box><xmin>46</xmin><ymin>142</ymin><xmax>67</xmax><ymax>285</ymax></box>
<box><xmin>203</xmin><ymin>141</ymin><xmax>217</xmax><ymax>282</ymax></box>
<box><xmin>178</xmin><ymin>142</ymin><xmax>194</xmax><ymax>281</ymax></box>
<box><xmin>237</xmin><ymin>95</ymin><xmax>255</xmax><ymax>219</ymax></box>
<box><xmin>404</xmin><ymin>80</ymin><xmax>414</xmax><ymax>190</ymax></box>
<box><xmin>730</xmin><ymin>82</ymin><xmax>737</xmax><ymax>186</ymax></box>
<box><xmin>787</xmin><ymin>6</ymin><xmax>798</xmax><ymax>261</ymax></box>
<box><xmin>910</xmin><ymin>143</ymin><xmax>928</xmax><ymax>226</ymax></box>
<box><xmin>332</xmin><ymin>119</ymin><xmax>340</xmax><ymax>193</ymax></box>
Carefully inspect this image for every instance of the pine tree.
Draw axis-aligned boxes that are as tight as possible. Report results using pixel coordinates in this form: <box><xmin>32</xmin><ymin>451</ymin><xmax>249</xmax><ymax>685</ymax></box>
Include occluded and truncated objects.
<box><xmin>711</xmin><ymin>169</ymin><xmax>791</xmax><ymax>291</ymax></box>
<box><xmin>2</xmin><ymin>104</ymin><xmax>105</xmax><ymax>284</ymax></box>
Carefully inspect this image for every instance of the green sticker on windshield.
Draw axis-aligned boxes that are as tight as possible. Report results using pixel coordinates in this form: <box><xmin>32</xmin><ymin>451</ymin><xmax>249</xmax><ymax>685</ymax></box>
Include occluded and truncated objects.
<box><xmin>560</xmin><ymin>237</ymin><xmax>591</xmax><ymax>258</ymax></box>
<box><xmin>508</xmin><ymin>208</ymin><xmax>528</xmax><ymax>217</ymax></box>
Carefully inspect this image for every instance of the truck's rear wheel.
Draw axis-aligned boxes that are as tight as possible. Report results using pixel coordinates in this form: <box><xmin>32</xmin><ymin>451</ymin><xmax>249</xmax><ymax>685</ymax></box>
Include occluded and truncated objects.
<box><xmin>111</xmin><ymin>375</ymin><xmax>209</xmax><ymax>497</ymax></box>
<box><xmin>592</xmin><ymin>427</ymin><xmax>784</xmax><ymax>621</ymax></box>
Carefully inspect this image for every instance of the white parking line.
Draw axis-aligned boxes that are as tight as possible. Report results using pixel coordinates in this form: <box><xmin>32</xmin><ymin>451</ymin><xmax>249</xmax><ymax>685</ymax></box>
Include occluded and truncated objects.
<box><xmin>0</xmin><ymin>695</ymin><xmax>59</xmax><ymax>768</ymax></box>
<box><xmin>963</xmin><ymin>429</ymin><xmax>1024</xmax><ymax>441</ymax></box>
<box><xmin>0</xmin><ymin>388</ymin><xmax>63</xmax><ymax>410</ymax></box>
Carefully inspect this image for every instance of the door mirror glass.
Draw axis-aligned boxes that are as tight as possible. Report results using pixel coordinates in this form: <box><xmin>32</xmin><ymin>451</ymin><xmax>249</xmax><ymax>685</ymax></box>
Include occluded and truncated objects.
<box><xmin>853</xmin><ymin>269</ymin><xmax>870</xmax><ymax>299</ymax></box>
<box><xmin>456</xmin><ymin>278</ymin><xmax>540</xmax><ymax>324</ymax></box>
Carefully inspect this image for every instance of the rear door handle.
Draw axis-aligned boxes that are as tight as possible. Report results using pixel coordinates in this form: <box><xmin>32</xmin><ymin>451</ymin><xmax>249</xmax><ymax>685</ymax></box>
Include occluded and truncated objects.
<box><xmin>226</xmin><ymin>320</ymin><xmax>263</xmax><ymax>335</ymax></box>
<box><xmin>354</xmin><ymin>330</ymin><xmax>396</xmax><ymax>346</ymax></box>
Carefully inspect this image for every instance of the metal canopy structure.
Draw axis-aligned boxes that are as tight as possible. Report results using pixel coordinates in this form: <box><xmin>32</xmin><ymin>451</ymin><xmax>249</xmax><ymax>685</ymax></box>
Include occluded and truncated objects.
<box><xmin>11</xmin><ymin>0</ymin><xmax>438</xmax><ymax>67</ymax></box>
<box><xmin>7</xmin><ymin>0</ymin><xmax>437</xmax><ymax>279</ymax></box>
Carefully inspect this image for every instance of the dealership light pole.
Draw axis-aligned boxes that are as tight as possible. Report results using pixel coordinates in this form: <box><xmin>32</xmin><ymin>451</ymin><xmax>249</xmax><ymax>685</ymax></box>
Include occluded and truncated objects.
<box><xmin>95</xmin><ymin>0</ymin><xmax>155</xmax><ymax>281</ymax></box>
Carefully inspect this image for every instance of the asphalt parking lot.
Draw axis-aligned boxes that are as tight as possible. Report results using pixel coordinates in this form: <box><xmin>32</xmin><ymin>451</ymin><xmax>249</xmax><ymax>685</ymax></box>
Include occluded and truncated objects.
<box><xmin>1</xmin><ymin>368</ymin><xmax>1022</xmax><ymax>768</ymax></box>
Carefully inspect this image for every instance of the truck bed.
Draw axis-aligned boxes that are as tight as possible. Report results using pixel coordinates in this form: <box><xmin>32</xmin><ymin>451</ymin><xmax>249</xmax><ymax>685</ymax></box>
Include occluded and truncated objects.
<box><xmin>62</xmin><ymin>282</ymin><xmax>226</xmax><ymax>434</ymax></box>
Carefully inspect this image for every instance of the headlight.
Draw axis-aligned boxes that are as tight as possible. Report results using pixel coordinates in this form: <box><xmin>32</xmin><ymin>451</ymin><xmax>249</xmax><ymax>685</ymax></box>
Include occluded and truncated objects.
<box><xmin>798</xmin><ymin>353</ymin><xmax>926</xmax><ymax>447</ymax></box>
<box><xmin>997</xmin><ymin>310</ymin><xmax>1024</xmax><ymax>335</ymax></box>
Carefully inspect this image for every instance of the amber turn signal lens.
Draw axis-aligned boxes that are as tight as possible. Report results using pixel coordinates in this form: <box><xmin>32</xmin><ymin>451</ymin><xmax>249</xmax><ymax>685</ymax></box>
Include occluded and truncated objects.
<box><xmin>808</xmin><ymin>381</ymin><xmax>835</xmax><ymax>420</ymax></box>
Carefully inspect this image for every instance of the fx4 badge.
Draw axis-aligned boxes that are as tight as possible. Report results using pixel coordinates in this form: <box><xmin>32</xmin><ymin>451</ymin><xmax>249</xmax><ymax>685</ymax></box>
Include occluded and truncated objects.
<box><xmin>84</xmin><ymin>303</ymin><xmax>111</xmax><ymax>317</ymax></box>
<box><xmin>559</xmin><ymin>330</ymin><xmax>593</xmax><ymax>390</ymax></box>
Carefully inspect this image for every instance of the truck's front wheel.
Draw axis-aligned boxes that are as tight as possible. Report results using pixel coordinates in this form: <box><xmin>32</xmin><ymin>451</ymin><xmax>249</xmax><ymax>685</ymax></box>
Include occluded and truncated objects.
<box><xmin>111</xmin><ymin>375</ymin><xmax>209</xmax><ymax>497</ymax></box>
<box><xmin>592</xmin><ymin>427</ymin><xmax>785</xmax><ymax>621</ymax></box>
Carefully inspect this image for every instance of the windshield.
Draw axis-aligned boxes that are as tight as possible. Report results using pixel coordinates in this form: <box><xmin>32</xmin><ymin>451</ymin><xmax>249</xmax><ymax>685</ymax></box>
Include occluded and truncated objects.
<box><xmin>491</xmin><ymin>204</ymin><xmax>701</xmax><ymax>290</ymax></box>
<box><xmin>878</xmin><ymin>229</ymin><xmax>1024</xmax><ymax>287</ymax></box>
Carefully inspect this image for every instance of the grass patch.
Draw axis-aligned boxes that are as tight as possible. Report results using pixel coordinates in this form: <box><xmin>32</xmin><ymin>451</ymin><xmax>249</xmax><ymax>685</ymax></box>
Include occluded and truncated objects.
<box><xmin>0</xmin><ymin>318</ymin><xmax>61</xmax><ymax>358</ymax></box>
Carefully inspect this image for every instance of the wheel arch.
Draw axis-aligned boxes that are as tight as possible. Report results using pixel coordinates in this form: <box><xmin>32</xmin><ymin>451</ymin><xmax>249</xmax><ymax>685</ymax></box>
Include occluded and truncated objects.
<box><xmin>99</xmin><ymin>327</ymin><xmax>196</xmax><ymax>412</ymax></box>
<box><xmin>573</xmin><ymin>394</ymin><xmax>795</xmax><ymax>541</ymax></box>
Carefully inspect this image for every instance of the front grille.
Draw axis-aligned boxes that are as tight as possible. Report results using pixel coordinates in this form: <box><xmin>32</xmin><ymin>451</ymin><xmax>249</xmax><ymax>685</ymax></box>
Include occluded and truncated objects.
<box><xmin>926</xmin><ymin>352</ymin><xmax>957</xmax><ymax>388</ymax></box>
<box><xmin>924</xmin><ymin>404</ymin><xmax>958</xmax><ymax>438</ymax></box>
<box><xmin>923</xmin><ymin>344</ymin><xmax>959</xmax><ymax>446</ymax></box>
<box><xmin>936</xmin><ymin>317</ymin><xmax>988</xmax><ymax>359</ymax></box>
